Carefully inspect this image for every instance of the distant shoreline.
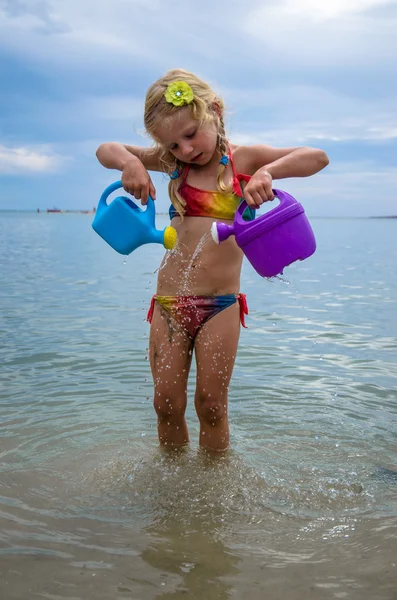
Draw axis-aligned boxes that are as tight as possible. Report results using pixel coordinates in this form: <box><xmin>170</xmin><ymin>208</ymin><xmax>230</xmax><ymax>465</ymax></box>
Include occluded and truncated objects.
<box><xmin>0</xmin><ymin>210</ymin><xmax>396</xmax><ymax>219</ymax></box>
<box><xmin>0</xmin><ymin>209</ymin><xmax>96</xmax><ymax>215</ymax></box>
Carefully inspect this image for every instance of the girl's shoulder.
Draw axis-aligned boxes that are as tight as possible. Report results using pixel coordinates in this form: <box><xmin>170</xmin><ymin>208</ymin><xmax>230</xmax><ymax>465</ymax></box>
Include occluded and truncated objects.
<box><xmin>229</xmin><ymin>143</ymin><xmax>264</xmax><ymax>176</ymax></box>
<box><xmin>229</xmin><ymin>142</ymin><xmax>298</xmax><ymax>175</ymax></box>
<box><xmin>229</xmin><ymin>143</ymin><xmax>252</xmax><ymax>175</ymax></box>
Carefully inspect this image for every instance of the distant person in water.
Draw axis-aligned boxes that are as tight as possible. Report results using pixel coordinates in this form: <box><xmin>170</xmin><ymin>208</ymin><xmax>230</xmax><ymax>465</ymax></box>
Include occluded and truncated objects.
<box><xmin>96</xmin><ymin>68</ymin><xmax>329</xmax><ymax>452</ymax></box>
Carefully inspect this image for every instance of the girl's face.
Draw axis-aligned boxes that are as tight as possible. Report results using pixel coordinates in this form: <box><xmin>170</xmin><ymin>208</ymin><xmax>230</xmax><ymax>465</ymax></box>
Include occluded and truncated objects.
<box><xmin>153</xmin><ymin>107</ymin><xmax>219</xmax><ymax>166</ymax></box>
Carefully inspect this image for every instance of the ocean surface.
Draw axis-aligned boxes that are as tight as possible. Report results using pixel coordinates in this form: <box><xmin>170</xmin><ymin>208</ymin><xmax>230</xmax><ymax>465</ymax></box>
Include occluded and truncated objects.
<box><xmin>0</xmin><ymin>211</ymin><xmax>396</xmax><ymax>599</ymax></box>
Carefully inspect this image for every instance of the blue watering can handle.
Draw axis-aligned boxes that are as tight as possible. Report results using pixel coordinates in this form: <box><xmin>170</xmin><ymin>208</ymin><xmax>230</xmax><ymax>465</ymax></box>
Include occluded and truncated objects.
<box><xmin>235</xmin><ymin>188</ymin><xmax>297</xmax><ymax>224</ymax></box>
<box><xmin>98</xmin><ymin>180</ymin><xmax>155</xmax><ymax>217</ymax></box>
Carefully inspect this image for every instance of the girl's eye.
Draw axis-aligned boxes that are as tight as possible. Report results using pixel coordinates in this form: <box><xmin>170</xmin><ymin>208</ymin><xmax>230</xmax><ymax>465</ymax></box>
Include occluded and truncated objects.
<box><xmin>169</xmin><ymin>130</ymin><xmax>195</xmax><ymax>150</ymax></box>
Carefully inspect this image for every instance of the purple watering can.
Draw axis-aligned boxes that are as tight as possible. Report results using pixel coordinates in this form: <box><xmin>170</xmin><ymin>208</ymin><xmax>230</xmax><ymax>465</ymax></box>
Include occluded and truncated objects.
<box><xmin>211</xmin><ymin>189</ymin><xmax>316</xmax><ymax>278</ymax></box>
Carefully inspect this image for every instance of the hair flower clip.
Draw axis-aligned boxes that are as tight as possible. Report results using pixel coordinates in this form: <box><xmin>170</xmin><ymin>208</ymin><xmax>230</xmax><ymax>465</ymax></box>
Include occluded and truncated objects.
<box><xmin>164</xmin><ymin>81</ymin><xmax>194</xmax><ymax>106</ymax></box>
<box><xmin>169</xmin><ymin>169</ymin><xmax>180</xmax><ymax>180</ymax></box>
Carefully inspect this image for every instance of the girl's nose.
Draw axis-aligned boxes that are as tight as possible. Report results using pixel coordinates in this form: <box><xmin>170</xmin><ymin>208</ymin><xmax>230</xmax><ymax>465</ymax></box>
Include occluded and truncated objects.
<box><xmin>180</xmin><ymin>142</ymin><xmax>194</xmax><ymax>157</ymax></box>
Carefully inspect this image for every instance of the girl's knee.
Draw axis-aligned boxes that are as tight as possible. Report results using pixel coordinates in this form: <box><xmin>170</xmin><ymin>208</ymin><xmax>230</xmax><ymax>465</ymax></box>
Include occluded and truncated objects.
<box><xmin>195</xmin><ymin>392</ymin><xmax>228</xmax><ymax>426</ymax></box>
<box><xmin>153</xmin><ymin>390</ymin><xmax>186</xmax><ymax>422</ymax></box>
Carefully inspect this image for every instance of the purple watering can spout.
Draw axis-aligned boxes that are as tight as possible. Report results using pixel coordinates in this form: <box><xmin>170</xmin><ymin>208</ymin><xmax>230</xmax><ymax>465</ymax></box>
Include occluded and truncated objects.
<box><xmin>211</xmin><ymin>189</ymin><xmax>316</xmax><ymax>278</ymax></box>
<box><xmin>210</xmin><ymin>221</ymin><xmax>234</xmax><ymax>244</ymax></box>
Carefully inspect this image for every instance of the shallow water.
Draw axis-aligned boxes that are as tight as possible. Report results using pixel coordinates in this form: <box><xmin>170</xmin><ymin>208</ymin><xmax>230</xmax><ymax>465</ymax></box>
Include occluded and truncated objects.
<box><xmin>0</xmin><ymin>212</ymin><xmax>396</xmax><ymax>599</ymax></box>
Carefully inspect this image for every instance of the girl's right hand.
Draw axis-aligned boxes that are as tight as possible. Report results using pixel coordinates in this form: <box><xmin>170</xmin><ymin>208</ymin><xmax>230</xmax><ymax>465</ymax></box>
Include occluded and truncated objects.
<box><xmin>121</xmin><ymin>158</ymin><xmax>156</xmax><ymax>205</ymax></box>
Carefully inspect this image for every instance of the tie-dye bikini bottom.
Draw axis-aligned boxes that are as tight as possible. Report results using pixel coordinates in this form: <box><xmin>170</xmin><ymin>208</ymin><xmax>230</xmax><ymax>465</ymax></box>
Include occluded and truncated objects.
<box><xmin>146</xmin><ymin>293</ymin><xmax>248</xmax><ymax>341</ymax></box>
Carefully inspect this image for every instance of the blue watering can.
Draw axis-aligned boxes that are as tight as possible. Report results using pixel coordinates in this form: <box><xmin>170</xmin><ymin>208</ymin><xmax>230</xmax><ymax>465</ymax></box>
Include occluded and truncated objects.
<box><xmin>92</xmin><ymin>180</ymin><xmax>177</xmax><ymax>255</ymax></box>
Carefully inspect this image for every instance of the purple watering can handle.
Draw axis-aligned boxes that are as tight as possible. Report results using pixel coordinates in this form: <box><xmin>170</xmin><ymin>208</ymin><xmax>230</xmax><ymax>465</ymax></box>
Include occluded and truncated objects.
<box><xmin>235</xmin><ymin>188</ymin><xmax>298</xmax><ymax>225</ymax></box>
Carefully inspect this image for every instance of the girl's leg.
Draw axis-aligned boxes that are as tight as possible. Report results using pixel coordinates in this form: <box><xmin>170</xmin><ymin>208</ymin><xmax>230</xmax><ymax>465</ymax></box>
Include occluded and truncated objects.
<box><xmin>194</xmin><ymin>302</ymin><xmax>241</xmax><ymax>452</ymax></box>
<box><xmin>149</xmin><ymin>303</ymin><xmax>193</xmax><ymax>448</ymax></box>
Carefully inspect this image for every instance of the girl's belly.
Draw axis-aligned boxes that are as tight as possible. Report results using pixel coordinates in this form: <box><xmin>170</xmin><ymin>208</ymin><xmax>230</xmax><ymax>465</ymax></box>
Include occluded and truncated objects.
<box><xmin>156</xmin><ymin>216</ymin><xmax>244</xmax><ymax>295</ymax></box>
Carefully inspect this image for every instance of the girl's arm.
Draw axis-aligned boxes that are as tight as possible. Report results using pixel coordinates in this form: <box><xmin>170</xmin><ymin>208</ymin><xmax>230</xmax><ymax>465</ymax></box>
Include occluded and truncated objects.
<box><xmin>236</xmin><ymin>144</ymin><xmax>329</xmax><ymax>208</ymax></box>
<box><xmin>96</xmin><ymin>142</ymin><xmax>163</xmax><ymax>172</ymax></box>
<box><xmin>96</xmin><ymin>142</ymin><xmax>162</xmax><ymax>204</ymax></box>
<box><xmin>238</xmin><ymin>144</ymin><xmax>329</xmax><ymax>179</ymax></box>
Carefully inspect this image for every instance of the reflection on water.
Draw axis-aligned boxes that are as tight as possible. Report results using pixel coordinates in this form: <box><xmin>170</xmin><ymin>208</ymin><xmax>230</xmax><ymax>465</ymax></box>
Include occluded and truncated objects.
<box><xmin>0</xmin><ymin>213</ymin><xmax>397</xmax><ymax>599</ymax></box>
<box><xmin>142</xmin><ymin>522</ymin><xmax>240</xmax><ymax>600</ymax></box>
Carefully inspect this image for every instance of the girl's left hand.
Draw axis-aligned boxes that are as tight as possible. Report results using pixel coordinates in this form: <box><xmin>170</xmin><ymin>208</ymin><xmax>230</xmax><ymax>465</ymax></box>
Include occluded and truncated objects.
<box><xmin>244</xmin><ymin>169</ymin><xmax>274</xmax><ymax>208</ymax></box>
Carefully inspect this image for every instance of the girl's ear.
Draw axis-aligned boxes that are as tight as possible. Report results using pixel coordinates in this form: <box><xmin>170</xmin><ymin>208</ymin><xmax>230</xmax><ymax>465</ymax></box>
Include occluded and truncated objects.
<box><xmin>211</xmin><ymin>100</ymin><xmax>223</xmax><ymax>118</ymax></box>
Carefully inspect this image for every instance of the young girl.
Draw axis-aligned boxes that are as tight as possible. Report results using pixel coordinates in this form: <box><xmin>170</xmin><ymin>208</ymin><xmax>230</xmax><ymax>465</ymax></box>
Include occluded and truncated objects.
<box><xmin>96</xmin><ymin>68</ymin><xmax>329</xmax><ymax>453</ymax></box>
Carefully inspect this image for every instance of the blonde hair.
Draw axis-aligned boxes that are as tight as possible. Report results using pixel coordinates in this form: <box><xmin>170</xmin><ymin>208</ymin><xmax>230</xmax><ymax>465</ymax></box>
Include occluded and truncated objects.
<box><xmin>144</xmin><ymin>68</ymin><xmax>230</xmax><ymax>218</ymax></box>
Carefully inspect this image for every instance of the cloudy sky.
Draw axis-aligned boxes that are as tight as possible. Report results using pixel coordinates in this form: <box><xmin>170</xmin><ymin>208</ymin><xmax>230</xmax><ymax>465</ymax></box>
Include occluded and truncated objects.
<box><xmin>0</xmin><ymin>0</ymin><xmax>396</xmax><ymax>216</ymax></box>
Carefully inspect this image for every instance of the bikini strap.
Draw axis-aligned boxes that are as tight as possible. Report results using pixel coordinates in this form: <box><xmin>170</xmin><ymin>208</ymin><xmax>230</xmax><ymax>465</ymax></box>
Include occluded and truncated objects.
<box><xmin>228</xmin><ymin>145</ymin><xmax>252</xmax><ymax>198</ymax></box>
<box><xmin>228</xmin><ymin>145</ymin><xmax>239</xmax><ymax>180</ymax></box>
<box><xmin>237</xmin><ymin>293</ymin><xmax>248</xmax><ymax>328</ymax></box>
<box><xmin>146</xmin><ymin>295</ymin><xmax>156</xmax><ymax>324</ymax></box>
<box><xmin>180</xmin><ymin>164</ymin><xmax>190</xmax><ymax>184</ymax></box>
<box><xmin>181</xmin><ymin>147</ymin><xmax>251</xmax><ymax>195</ymax></box>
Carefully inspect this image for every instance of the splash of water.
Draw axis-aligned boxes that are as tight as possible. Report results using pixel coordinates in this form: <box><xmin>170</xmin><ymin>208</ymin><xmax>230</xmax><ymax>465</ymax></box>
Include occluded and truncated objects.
<box><xmin>153</xmin><ymin>237</ymin><xmax>189</xmax><ymax>275</ymax></box>
<box><xmin>180</xmin><ymin>232</ymin><xmax>212</xmax><ymax>294</ymax></box>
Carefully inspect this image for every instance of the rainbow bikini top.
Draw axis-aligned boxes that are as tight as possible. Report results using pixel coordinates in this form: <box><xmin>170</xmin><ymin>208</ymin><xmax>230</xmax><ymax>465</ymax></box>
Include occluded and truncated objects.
<box><xmin>169</xmin><ymin>149</ymin><xmax>255</xmax><ymax>221</ymax></box>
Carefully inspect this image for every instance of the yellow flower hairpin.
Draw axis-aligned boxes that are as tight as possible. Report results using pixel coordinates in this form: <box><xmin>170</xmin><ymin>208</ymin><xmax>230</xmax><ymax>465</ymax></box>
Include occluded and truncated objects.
<box><xmin>164</xmin><ymin>81</ymin><xmax>194</xmax><ymax>106</ymax></box>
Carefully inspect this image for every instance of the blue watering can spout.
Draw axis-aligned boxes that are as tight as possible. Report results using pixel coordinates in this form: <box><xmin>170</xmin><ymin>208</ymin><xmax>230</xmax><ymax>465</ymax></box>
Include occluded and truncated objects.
<box><xmin>92</xmin><ymin>180</ymin><xmax>177</xmax><ymax>255</ymax></box>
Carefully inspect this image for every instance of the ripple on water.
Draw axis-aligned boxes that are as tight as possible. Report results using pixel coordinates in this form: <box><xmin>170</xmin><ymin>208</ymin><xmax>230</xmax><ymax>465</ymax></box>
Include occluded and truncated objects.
<box><xmin>78</xmin><ymin>446</ymin><xmax>376</xmax><ymax>531</ymax></box>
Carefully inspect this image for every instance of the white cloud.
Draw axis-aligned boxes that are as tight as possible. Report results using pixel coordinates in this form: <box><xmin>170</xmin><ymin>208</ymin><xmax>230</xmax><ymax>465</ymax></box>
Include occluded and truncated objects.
<box><xmin>0</xmin><ymin>144</ymin><xmax>69</xmax><ymax>174</ymax></box>
<box><xmin>0</xmin><ymin>0</ymin><xmax>209</xmax><ymax>71</ymax></box>
<box><xmin>223</xmin><ymin>83</ymin><xmax>397</xmax><ymax>145</ymax></box>
<box><xmin>243</xmin><ymin>0</ymin><xmax>397</xmax><ymax>67</ymax></box>
<box><xmin>2</xmin><ymin>0</ymin><xmax>394</xmax><ymax>73</ymax></box>
<box><xmin>269</xmin><ymin>0</ymin><xmax>394</xmax><ymax>20</ymax></box>
<box><xmin>0</xmin><ymin>0</ymin><xmax>165</xmax><ymax>68</ymax></box>
<box><xmin>232</xmin><ymin>121</ymin><xmax>397</xmax><ymax>146</ymax></box>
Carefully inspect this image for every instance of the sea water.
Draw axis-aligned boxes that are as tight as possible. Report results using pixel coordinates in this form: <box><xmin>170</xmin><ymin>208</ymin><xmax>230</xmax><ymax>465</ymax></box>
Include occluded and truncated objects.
<box><xmin>0</xmin><ymin>212</ymin><xmax>396</xmax><ymax>599</ymax></box>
